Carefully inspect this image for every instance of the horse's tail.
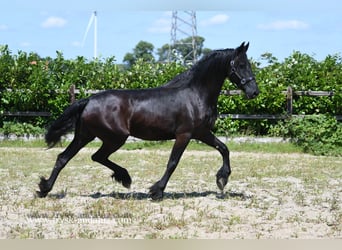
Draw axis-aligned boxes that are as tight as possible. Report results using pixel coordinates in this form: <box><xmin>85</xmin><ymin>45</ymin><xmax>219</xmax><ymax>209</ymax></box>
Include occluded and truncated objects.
<box><xmin>45</xmin><ymin>98</ymin><xmax>89</xmax><ymax>148</ymax></box>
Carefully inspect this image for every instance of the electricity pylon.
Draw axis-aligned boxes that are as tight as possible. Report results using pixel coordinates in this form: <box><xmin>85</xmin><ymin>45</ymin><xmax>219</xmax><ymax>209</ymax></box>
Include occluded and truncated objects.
<box><xmin>169</xmin><ymin>11</ymin><xmax>198</xmax><ymax>65</ymax></box>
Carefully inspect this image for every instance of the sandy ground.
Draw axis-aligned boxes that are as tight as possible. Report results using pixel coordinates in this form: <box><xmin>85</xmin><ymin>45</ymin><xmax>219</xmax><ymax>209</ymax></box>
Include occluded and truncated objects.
<box><xmin>0</xmin><ymin>147</ymin><xmax>341</xmax><ymax>239</ymax></box>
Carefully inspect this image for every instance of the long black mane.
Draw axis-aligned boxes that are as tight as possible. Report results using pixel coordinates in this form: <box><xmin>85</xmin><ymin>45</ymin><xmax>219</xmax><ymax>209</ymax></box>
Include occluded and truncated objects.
<box><xmin>162</xmin><ymin>49</ymin><xmax>234</xmax><ymax>89</ymax></box>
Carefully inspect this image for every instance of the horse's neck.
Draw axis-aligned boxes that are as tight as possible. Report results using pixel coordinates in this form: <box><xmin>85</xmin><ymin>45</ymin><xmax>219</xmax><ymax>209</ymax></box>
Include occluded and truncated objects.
<box><xmin>194</xmin><ymin>52</ymin><xmax>231</xmax><ymax>100</ymax></box>
<box><xmin>208</xmin><ymin>83</ymin><xmax>225</xmax><ymax>107</ymax></box>
<box><xmin>197</xmin><ymin>71</ymin><xmax>227</xmax><ymax>107</ymax></box>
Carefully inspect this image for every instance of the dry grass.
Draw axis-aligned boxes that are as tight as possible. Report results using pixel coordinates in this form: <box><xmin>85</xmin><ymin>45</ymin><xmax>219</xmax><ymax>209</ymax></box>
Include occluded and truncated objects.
<box><xmin>0</xmin><ymin>145</ymin><xmax>341</xmax><ymax>239</ymax></box>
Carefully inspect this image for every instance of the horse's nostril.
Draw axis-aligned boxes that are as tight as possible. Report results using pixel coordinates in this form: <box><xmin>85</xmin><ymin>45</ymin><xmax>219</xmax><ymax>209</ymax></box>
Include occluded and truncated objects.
<box><xmin>254</xmin><ymin>89</ymin><xmax>260</xmax><ymax>97</ymax></box>
<box><xmin>248</xmin><ymin>90</ymin><xmax>259</xmax><ymax>99</ymax></box>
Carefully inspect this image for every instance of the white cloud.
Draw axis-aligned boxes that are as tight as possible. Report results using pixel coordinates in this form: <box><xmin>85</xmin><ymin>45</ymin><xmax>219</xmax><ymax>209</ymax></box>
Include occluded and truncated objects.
<box><xmin>257</xmin><ymin>20</ymin><xmax>309</xmax><ymax>30</ymax></box>
<box><xmin>201</xmin><ymin>14</ymin><xmax>230</xmax><ymax>26</ymax></box>
<box><xmin>147</xmin><ymin>17</ymin><xmax>171</xmax><ymax>33</ymax></box>
<box><xmin>20</xmin><ymin>42</ymin><xmax>31</xmax><ymax>47</ymax></box>
<box><xmin>0</xmin><ymin>24</ymin><xmax>9</xmax><ymax>31</ymax></box>
<box><xmin>71</xmin><ymin>41</ymin><xmax>82</xmax><ymax>47</ymax></box>
<box><xmin>41</xmin><ymin>16</ymin><xmax>67</xmax><ymax>28</ymax></box>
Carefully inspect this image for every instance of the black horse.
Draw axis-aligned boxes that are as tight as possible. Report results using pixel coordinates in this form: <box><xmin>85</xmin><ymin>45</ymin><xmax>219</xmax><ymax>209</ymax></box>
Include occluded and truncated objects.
<box><xmin>37</xmin><ymin>42</ymin><xmax>259</xmax><ymax>200</ymax></box>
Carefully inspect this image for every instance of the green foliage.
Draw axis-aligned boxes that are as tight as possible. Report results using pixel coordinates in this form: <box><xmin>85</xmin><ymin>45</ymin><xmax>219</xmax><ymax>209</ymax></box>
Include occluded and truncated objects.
<box><xmin>213</xmin><ymin>117</ymin><xmax>240</xmax><ymax>136</ymax></box>
<box><xmin>0</xmin><ymin>44</ymin><xmax>341</xmax><ymax>153</ymax></box>
<box><xmin>216</xmin><ymin>51</ymin><xmax>342</xmax><ymax>135</ymax></box>
<box><xmin>0</xmin><ymin>121</ymin><xmax>44</xmax><ymax>136</ymax></box>
<box><xmin>121</xmin><ymin>59</ymin><xmax>185</xmax><ymax>89</ymax></box>
<box><xmin>0</xmin><ymin>46</ymin><xmax>185</xmax><ymax>130</ymax></box>
<box><xmin>123</xmin><ymin>41</ymin><xmax>155</xmax><ymax>67</ymax></box>
<box><xmin>157</xmin><ymin>36</ymin><xmax>209</xmax><ymax>63</ymax></box>
<box><xmin>270</xmin><ymin>115</ymin><xmax>342</xmax><ymax>156</ymax></box>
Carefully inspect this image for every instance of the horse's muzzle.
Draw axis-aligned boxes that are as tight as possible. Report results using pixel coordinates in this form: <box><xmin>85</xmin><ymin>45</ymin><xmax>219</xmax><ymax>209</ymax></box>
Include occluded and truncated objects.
<box><xmin>248</xmin><ymin>89</ymin><xmax>259</xmax><ymax>99</ymax></box>
<box><xmin>244</xmin><ymin>80</ymin><xmax>259</xmax><ymax>99</ymax></box>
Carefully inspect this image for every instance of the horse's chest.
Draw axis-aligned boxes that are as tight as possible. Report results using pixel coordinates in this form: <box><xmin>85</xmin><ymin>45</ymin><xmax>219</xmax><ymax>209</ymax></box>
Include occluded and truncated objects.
<box><xmin>198</xmin><ymin>106</ymin><xmax>217</xmax><ymax>129</ymax></box>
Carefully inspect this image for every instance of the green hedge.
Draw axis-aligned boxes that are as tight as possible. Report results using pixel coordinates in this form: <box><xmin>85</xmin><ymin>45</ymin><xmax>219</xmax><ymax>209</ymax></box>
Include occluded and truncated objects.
<box><xmin>1</xmin><ymin>45</ymin><xmax>341</xmax><ymax>135</ymax></box>
<box><xmin>269</xmin><ymin>115</ymin><xmax>342</xmax><ymax>156</ymax></box>
<box><xmin>216</xmin><ymin>52</ymin><xmax>342</xmax><ymax>135</ymax></box>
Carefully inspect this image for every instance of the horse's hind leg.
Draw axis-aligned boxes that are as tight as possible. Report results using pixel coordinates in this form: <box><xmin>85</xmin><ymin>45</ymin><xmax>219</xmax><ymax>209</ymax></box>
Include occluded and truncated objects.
<box><xmin>37</xmin><ymin>134</ymin><xmax>94</xmax><ymax>198</ymax></box>
<box><xmin>91</xmin><ymin>137</ymin><xmax>132</xmax><ymax>189</ymax></box>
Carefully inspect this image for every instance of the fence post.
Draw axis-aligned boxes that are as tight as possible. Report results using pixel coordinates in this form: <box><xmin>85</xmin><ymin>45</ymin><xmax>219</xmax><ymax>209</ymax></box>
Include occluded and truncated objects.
<box><xmin>69</xmin><ymin>84</ymin><xmax>75</xmax><ymax>104</ymax></box>
<box><xmin>286</xmin><ymin>86</ymin><xmax>293</xmax><ymax>116</ymax></box>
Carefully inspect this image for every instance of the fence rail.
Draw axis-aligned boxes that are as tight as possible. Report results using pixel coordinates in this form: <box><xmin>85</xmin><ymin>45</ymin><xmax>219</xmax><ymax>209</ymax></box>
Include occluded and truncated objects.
<box><xmin>2</xmin><ymin>85</ymin><xmax>341</xmax><ymax>121</ymax></box>
<box><xmin>220</xmin><ymin>86</ymin><xmax>341</xmax><ymax>121</ymax></box>
<box><xmin>2</xmin><ymin>111</ymin><xmax>51</xmax><ymax>117</ymax></box>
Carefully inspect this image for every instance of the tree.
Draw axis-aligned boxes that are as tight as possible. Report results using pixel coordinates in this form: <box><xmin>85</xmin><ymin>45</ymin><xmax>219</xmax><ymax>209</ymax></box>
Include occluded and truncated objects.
<box><xmin>123</xmin><ymin>41</ymin><xmax>155</xmax><ymax>67</ymax></box>
<box><xmin>157</xmin><ymin>36</ymin><xmax>210</xmax><ymax>63</ymax></box>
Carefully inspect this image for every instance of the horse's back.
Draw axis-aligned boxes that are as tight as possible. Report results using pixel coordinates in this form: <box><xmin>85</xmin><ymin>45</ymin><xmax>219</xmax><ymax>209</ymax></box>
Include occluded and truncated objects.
<box><xmin>80</xmin><ymin>88</ymin><xmax>196</xmax><ymax>141</ymax></box>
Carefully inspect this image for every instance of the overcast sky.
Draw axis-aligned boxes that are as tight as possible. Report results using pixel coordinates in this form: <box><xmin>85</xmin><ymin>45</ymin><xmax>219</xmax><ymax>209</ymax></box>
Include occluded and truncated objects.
<box><xmin>1</xmin><ymin>0</ymin><xmax>341</xmax><ymax>63</ymax></box>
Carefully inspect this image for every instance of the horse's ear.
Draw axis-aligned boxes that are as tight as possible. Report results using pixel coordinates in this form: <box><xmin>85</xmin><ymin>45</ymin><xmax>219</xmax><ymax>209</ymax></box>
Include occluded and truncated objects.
<box><xmin>244</xmin><ymin>42</ymin><xmax>249</xmax><ymax>52</ymax></box>
<box><xmin>235</xmin><ymin>42</ymin><xmax>248</xmax><ymax>56</ymax></box>
<box><xmin>238</xmin><ymin>42</ymin><xmax>245</xmax><ymax>52</ymax></box>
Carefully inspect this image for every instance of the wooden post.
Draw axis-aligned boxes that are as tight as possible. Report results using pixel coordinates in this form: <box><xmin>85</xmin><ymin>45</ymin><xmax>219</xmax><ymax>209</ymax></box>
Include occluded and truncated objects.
<box><xmin>69</xmin><ymin>84</ymin><xmax>75</xmax><ymax>104</ymax></box>
<box><xmin>286</xmin><ymin>86</ymin><xmax>293</xmax><ymax>116</ymax></box>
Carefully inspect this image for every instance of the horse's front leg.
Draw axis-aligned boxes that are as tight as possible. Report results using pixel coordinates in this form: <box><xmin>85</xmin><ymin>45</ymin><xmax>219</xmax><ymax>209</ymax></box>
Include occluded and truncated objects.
<box><xmin>149</xmin><ymin>133</ymin><xmax>191</xmax><ymax>200</ymax></box>
<box><xmin>195</xmin><ymin>131</ymin><xmax>231</xmax><ymax>192</ymax></box>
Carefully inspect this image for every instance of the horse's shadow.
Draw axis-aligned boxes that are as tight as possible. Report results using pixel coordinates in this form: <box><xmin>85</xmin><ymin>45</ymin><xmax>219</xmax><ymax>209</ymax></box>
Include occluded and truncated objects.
<box><xmin>43</xmin><ymin>189</ymin><xmax>251</xmax><ymax>201</ymax></box>
<box><xmin>86</xmin><ymin>190</ymin><xmax>250</xmax><ymax>201</ymax></box>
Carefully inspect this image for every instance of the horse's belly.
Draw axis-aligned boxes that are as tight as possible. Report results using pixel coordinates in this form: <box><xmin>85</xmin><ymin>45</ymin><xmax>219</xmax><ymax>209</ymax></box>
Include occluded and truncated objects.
<box><xmin>130</xmin><ymin>125</ymin><xmax>175</xmax><ymax>141</ymax></box>
<box><xmin>129</xmin><ymin>112</ymin><xmax>177</xmax><ymax>140</ymax></box>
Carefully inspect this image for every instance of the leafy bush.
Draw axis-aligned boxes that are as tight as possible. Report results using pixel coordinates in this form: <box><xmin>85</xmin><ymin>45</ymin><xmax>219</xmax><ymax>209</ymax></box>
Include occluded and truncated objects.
<box><xmin>213</xmin><ymin>117</ymin><xmax>240</xmax><ymax>136</ymax></box>
<box><xmin>0</xmin><ymin>45</ymin><xmax>341</xmax><ymax>138</ymax></box>
<box><xmin>216</xmin><ymin>52</ymin><xmax>342</xmax><ymax>135</ymax></box>
<box><xmin>0</xmin><ymin>46</ymin><xmax>185</xmax><ymax>125</ymax></box>
<box><xmin>270</xmin><ymin>115</ymin><xmax>342</xmax><ymax>156</ymax></box>
<box><xmin>0</xmin><ymin>121</ymin><xmax>44</xmax><ymax>137</ymax></box>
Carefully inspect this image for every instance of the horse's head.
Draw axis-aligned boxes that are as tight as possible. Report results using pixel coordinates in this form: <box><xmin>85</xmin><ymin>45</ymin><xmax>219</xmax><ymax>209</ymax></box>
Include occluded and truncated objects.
<box><xmin>228</xmin><ymin>42</ymin><xmax>259</xmax><ymax>99</ymax></box>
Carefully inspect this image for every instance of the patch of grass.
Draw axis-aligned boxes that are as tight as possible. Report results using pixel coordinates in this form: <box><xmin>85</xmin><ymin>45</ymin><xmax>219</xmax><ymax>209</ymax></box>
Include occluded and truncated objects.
<box><xmin>228</xmin><ymin>215</ymin><xmax>242</xmax><ymax>226</ymax></box>
<box><xmin>7</xmin><ymin>224</ymin><xmax>45</xmax><ymax>239</ymax></box>
<box><xmin>77</xmin><ymin>229</ymin><xmax>98</xmax><ymax>239</ymax></box>
<box><xmin>228</xmin><ymin>141</ymin><xmax>301</xmax><ymax>154</ymax></box>
<box><xmin>145</xmin><ymin>232</ymin><xmax>160</xmax><ymax>239</ymax></box>
<box><xmin>0</xmin><ymin>137</ymin><xmax>303</xmax><ymax>154</ymax></box>
<box><xmin>0</xmin><ymin>139</ymin><xmax>46</xmax><ymax>148</ymax></box>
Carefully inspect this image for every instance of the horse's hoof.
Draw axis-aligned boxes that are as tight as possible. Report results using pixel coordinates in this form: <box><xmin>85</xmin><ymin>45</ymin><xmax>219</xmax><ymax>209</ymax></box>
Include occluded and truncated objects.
<box><xmin>122</xmin><ymin>179</ymin><xmax>131</xmax><ymax>189</ymax></box>
<box><xmin>216</xmin><ymin>177</ymin><xmax>228</xmax><ymax>191</ymax></box>
<box><xmin>35</xmin><ymin>190</ymin><xmax>48</xmax><ymax>198</ymax></box>
<box><xmin>112</xmin><ymin>171</ymin><xmax>132</xmax><ymax>189</ymax></box>
<box><xmin>37</xmin><ymin>177</ymin><xmax>50</xmax><ymax>198</ymax></box>
<box><xmin>149</xmin><ymin>183</ymin><xmax>164</xmax><ymax>201</ymax></box>
<box><xmin>150</xmin><ymin>191</ymin><xmax>164</xmax><ymax>201</ymax></box>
